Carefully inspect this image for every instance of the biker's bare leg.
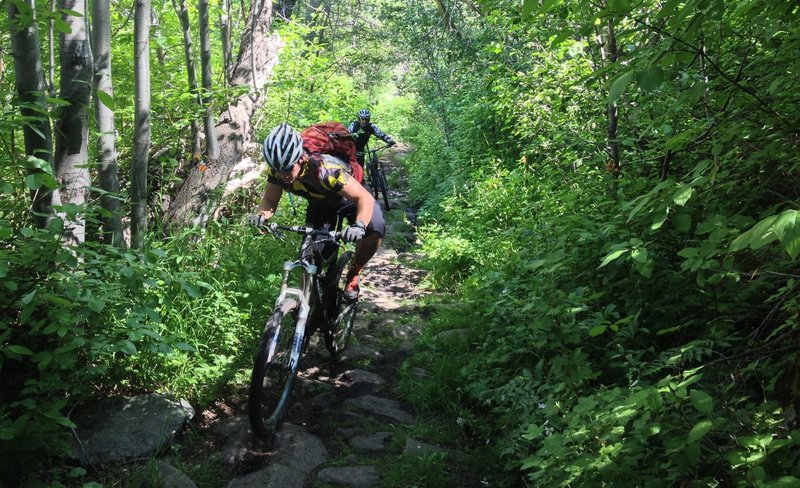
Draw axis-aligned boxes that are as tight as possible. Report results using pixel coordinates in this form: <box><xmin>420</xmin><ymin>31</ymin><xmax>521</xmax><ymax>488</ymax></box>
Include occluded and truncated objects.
<box><xmin>345</xmin><ymin>233</ymin><xmax>381</xmax><ymax>300</ymax></box>
<box><xmin>354</xmin><ymin>233</ymin><xmax>382</xmax><ymax>269</ymax></box>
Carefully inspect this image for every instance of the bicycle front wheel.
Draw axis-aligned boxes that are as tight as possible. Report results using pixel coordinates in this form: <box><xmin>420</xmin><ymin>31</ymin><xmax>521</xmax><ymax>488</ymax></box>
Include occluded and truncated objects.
<box><xmin>249</xmin><ymin>298</ymin><xmax>301</xmax><ymax>438</ymax></box>
<box><xmin>368</xmin><ymin>159</ymin><xmax>381</xmax><ymax>201</ymax></box>
<box><xmin>375</xmin><ymin>159</ymin><xmax>391</xmax><ymax>210</ymax></box>
<box><xmin>324</xmin><ymin>251</ymin><xmax>359</xmax><ymax>355</ymax></box>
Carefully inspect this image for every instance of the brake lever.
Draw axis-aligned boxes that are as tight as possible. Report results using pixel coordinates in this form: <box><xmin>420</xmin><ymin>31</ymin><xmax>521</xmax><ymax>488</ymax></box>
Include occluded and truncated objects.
<box><xmin>265</xmin><ymin>224</ymin><xmax>286</xmax><ymax>240</ymax></box>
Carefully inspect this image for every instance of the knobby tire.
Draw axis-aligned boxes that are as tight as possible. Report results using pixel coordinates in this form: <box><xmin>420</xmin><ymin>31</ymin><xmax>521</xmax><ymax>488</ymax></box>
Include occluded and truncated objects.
<box><xmin>368</xmin><ymin>161</ymin><xmax>380</xmax><ymax>201</ymax></box>
<box><xmin>324</xmin><ymin>250</ymin><xmax>358</xmax><ymax>355</ymax></box>
<box><xmin>376</xmin><ymin>158</ymin><xmax>391</xmax><ymax>210</ymax></box>
<box><xmin>248</xmin><ymin>298</ymin><xmax>300</xmax><ymax>439</ymax></box>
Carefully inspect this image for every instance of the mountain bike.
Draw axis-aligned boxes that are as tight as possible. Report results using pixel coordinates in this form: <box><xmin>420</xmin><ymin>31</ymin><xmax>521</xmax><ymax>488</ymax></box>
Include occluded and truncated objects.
<box><xmin>363</xmin><ymin>144</ymin><xmax>391</xmax><ymax>210</ymax></box>
<box><xmin>248</xmin><ymin>218</ymin><xmax>359</xmax><ymax>439</ymax></box>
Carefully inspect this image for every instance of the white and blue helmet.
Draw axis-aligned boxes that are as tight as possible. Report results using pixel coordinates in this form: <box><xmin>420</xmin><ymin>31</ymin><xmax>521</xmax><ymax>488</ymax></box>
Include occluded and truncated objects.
<box><xmin>357</xmin><ymin>109</ymin><xmax>371</xmax><ymax>121</ymax></box>
<box><xmin>262</xmin><ymin>123</ymin><xmax>303</xmax><ymax>171</ymax></box>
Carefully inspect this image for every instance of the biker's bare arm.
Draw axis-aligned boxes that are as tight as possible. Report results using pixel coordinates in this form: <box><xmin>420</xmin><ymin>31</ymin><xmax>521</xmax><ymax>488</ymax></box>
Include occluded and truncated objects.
<box><xmin>338</xmin><ymin>179</ymin><xmax>375</xmax><ymax>226</ymax></box>
<box><xmin>256</xmin><ymin>182</ymin><xmax>284</xmax><ymax>220</ymax></box>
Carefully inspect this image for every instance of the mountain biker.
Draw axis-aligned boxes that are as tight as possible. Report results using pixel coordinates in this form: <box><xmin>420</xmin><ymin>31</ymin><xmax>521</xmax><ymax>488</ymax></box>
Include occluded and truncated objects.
<box><xmin>347</xmin><ymin>109</ymin><xmax>396</xmax><ymax>166</ymax></box>
<box><xmin>249</xmin><ymin>123</ymin><xmax>383</xmax><ymax>301</ymax></box>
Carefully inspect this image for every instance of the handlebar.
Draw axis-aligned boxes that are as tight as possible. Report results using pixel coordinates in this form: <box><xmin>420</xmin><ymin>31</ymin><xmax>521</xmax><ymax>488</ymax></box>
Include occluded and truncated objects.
<box><xmin>259</xmin><ymin>222</ymin><xmax>343</xmax><ymax>242</ymax></box>
<box><xmin>366</xmin><ymin>144</ymin><xmax>391</xmax><ymax>155</ymax></box>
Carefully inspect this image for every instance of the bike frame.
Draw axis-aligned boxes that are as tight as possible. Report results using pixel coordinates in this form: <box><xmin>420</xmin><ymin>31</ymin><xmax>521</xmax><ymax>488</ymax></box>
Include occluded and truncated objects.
<box><xmin>363</xmin><ymin>144</ymin><xmax>390</xmax><ymax>171</ymax></box>
<box><xmin>268</xmin><ymin>226</ymin><xmax>340</xmax><ymax>374</ymax></box>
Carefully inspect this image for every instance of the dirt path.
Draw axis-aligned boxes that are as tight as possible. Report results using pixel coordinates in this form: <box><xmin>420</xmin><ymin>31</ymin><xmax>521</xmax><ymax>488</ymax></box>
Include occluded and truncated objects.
<box><xmin>176</xmin><ymin>145</ymin><xmax>468</xmax><ymax>488</ymax></box>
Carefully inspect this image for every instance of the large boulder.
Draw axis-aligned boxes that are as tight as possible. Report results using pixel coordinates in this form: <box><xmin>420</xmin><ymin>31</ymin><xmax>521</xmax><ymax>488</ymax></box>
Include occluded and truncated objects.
<box><xmin>70</xmin><ymin>393</ymin><xmax>194</xmax><ymax>465</ymax></box>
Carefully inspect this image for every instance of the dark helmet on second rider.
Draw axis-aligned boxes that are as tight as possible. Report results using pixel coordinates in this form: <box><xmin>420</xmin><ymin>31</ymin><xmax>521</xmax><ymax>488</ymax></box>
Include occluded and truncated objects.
<box><xmin>262</xmin><ymin>123</ymin><xmax>303</xmax><ymax>172</ymax></box>
<box><xmin>357</xmin><ymin>109</ymin><xmax>371</xmax><ymax>122</ymax></box>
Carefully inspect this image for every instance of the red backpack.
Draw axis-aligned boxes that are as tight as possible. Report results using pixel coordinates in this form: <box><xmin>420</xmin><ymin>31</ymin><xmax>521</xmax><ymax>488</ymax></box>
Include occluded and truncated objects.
<box><xmin>300</xmin><ymin>121</ymin><xmax>363</xmax><ymax>183</ymax></box>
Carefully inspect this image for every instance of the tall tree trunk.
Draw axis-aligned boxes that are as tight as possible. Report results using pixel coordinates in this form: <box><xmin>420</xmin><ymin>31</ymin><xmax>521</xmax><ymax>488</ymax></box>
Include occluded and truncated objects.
<box><xmin>9</xmin><ymin>0</ymin><xmax>57</xmax><ymax>228</ymax></box>
<box><xmin>92</xmin><ymin>0</ymin><xmax>125</xmax><ymax>247</ymax></box>
<box><xmin>171</xmin><ymin>0</ymin><xmax>202</xmax><ymax>158</ymax></box>
<box><xmin>220</xmin><ymin>0</ymin><xmax>232</xmax><ymax>84</ymax></box>
<box><xmin>166</xmin><ymin>0</ymin><xmax>284</xmax><ymax>228</ymax></box>
<box><xmin>274</xmin><ymin>0</ymin><xmax>297</xmax><ymax>20</ymax></box>
<box><xmin>303</xmin><ymin>0</ymin><xmax>330</xmax><ymax>46</ymax></box>
<box><xmin>433</xmin><ymin>0</ymin><xmax>457</xmax><ymax>34</ymax></box>
<box><xmin>54</xmin><ymin>0</ymin><xmax>93</xmax><ymax>246</ymax></box>
<box><xmin>199</xmin><ymin>0</ymin><xmax>219</xmax><ymax>159</ymax></box>
<box><xmin>48</xmin><ymin>0</ymin><xmax>56</xmax><ymax>97</ymax></box>
<box><xmin>151</xmin><ymin>7</ymin><xmax>167</xmax><ymax>68</ymax></box>
<box><xmin>131</xmin><ymin>0</ymin><xmax>151</xmax><ymax>249</ymax></box>
<box><xmin>605</xmin><ymin>20</ymin><xmax>620</xmax><ymax>178</ymax></box>
<box><xmin>597</xmin><ymin>19</ymin><xmax>620</xmax><ymax>178</ymax></box>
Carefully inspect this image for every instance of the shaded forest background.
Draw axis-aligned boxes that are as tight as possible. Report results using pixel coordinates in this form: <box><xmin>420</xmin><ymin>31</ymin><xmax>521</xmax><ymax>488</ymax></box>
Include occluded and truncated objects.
<box><xmin>1</xmin><ymin>0</ymin><xmax>799</xmax><ymax>486</ymax></box>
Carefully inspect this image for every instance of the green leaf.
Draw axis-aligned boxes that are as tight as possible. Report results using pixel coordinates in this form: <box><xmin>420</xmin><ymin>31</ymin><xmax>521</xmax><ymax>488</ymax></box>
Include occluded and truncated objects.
<box><xmin>750</xmin><ymin>466</ymin><xmax>766</xmax><ymax>482</ymax></box>
<box><xmin>608</xmin><ymin>71</ymin><xmax>634</xmax><ymax>105</ymax></box>
<box><xmin>690</xmin><ymin>389</ymin><xmax>714</xmax><ymax>414</ymax></box>
<box><xmin>599</xmin><ymin>248</ymin><xmax>628</xmax><ymax>268</ymax></box>
<box><xmin>179</xmin><ymin>281</ymin><xmax>200</xmax><ymax>298</ymax></box>
<box><xmin>53</xmin><ymin>17</ymin><xmax>72</xmax><ymax>34</ymax></box>
<box><xmin>607</xmin><ymin>0</ymin><xmax>629</xmax><ymax>13</ymax></box>
<box><xmin>763</xmin><ymin>477</ymin><xmax>800</xmax><ymax>488</ymax></box>
<box><xmin>119</xmin><ymin>340</ymin><xmax>138</xmax><ymax>355</ymax></box>
<box><xmin>651</xmin><ymin>207</ymin><xmax>669</xmax><ymax>230</ymax></box>
<box><xmin>96</xmin><ymin>90</ymin><xmax>115</xmax><ymax>110</ymax></box>
<box><xmin>772</xmin><ymin>209</ymin><xmax>800</xmax><ymax>260</ymax></box>
<box><xmin>672</xmin><ymin>185</ymin><xmax>694</xmax><ymax>206</ymax></box>
<box><xmin>687</xmin><ymin>419</ymin><xmax>713</xmax><ymax>443</ymax></box>
<box><xmin>87</xmin><ymin>297</ymin><xmax>105</xmax><ymax>313</ymax></box>
<box><xmin>636</xmin><ymin>65</ymin><xmax>665</xmax><ymax>91</ymax></box>
<box><xmin>60</xmin><ymin>8</ymin><xmax>83</xmax><ymax>17</ymax></box>
<box><xmin>522</xmin><ymin>0</ymin><xmax>536</xmax><ymax>18</ymax></box>
<box><xmin>21</xmin><ymin>290</ymin><xmax>37</xmax><ymax>305</ymax></box>
<box><xmin>25</xmin><ymin>172</ymin><xmax>58</xmax><ymax>190</ymax></box>
<box><xmin>631</xmin><ymin>247</ymin><xmax>648</xmax><ymax>263</ymax></box>
<box><xmin>4</xmin><ymin>345</ymin><xmax>34</xmax><ymax>355</ymax></box>
<box><xmin>25</xmin><ymin>156</ymin><xmax>52</xmax><ymax>172</ymax></box>
<box><xmin>636</xmin><ymin>262</ymin><xmax>653</xmax><ymax>278</ymax></box>
<box><xmin>730</xmin><ymin>215</ymin><xmax>778</xmax><ymax>252</ymax></box>
<box><xmin>588</xmin><ymin>325</ymin><xmax>607</xmax><ymax>337</ymax></box>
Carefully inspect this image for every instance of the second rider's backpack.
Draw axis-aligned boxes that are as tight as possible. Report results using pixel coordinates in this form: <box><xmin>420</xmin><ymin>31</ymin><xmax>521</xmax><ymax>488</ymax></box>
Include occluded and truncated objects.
<box><xmin>301</xmin><ymin>121</ymin><xmax>363</xmax><ymax>183</ymax></box>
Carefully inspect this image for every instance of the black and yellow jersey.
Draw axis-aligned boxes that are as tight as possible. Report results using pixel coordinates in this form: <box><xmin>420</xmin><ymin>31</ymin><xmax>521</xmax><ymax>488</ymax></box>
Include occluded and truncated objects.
<box><xmin>266</xmin><ymin>153</ymin><xmax>353</xmax><ymax>206</ymax></box>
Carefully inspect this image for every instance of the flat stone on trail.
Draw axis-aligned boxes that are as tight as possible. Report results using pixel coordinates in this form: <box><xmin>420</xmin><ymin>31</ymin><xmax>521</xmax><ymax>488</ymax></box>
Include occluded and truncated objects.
<box><xmin>336</xmin><ymin>426</ymin><xmax>362</xmax><ymax>439</ymax></box>
<box><xmin>404</xmin><ymin>437</ymin><xmax>445</xmax><ymax>455</ymax></box>
<box><xmin>344</xmin><ymin>395</ymin><xmax>414</xmax><ymax>424</ymax></box>
<box><xmin>338</xmin><ymin>343</ymin><xmax>383</xmax><ymax>362</ymax></box>
<box><xmin>271</xmin><ymin>423</ymin><xmax>329</xmax><ymax>473</ymax></box>
<box><xmin>349</xmin><ymin>431</ymin><xmax>392</xmax><ymax>451</ymax></box>
<box><xmin>362</xmin><ymin>295</ymin><xmax>404</xmax><ymax>311</ymax></box>
<box><xmin>338</xmin><ymin>369</ymin><xmax>386</xmax><ymax>387</ymax></box>
<box><xmin>156</xmin><ymin>460</ymin><xmax>197</xmax><ymax>488</ymax></box>
<box><xmin>211</xmin><ymin>415</ymin><xmax>251</xmax><ymax>439</ymax></box>
<box><xmin>316</xmin><ymin>465</ymin><xmax>380</xmax><ymax>488</ymax></box>
<box><xmin>391</xmin><ymin>322</ymin><xmax>419</xmax><ymax>340</ymax></box>
<box><xmin>227</xmin><ymin>462</ymin><xmax>305</xmax><ymax>488</ymax></box>
<box><xmin>226</xmin><ymin>424</ymin><xmax>328</xmax><ymax>488</ymax></box>
<box><xmin>70</xmin><ymin>393</ymin><xmax>194</xmax><ymax>465</ymax></box>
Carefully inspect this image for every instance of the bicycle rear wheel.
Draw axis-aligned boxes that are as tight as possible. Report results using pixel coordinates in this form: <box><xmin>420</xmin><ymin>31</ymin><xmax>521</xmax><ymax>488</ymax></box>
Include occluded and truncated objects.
<box><xmin>375</xmin><ymin>159</ymin><xmax>391</xmax><ymax>210</ymax></box>
<box><xmin>324</xmin><ymin>251</ymin><xmax>359</xmax><ymax>355</ymax></box>
<box><xmin>249</xmin><ymin>298</ymin><xmax>300</xmax><ymax>438</ymax></box>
